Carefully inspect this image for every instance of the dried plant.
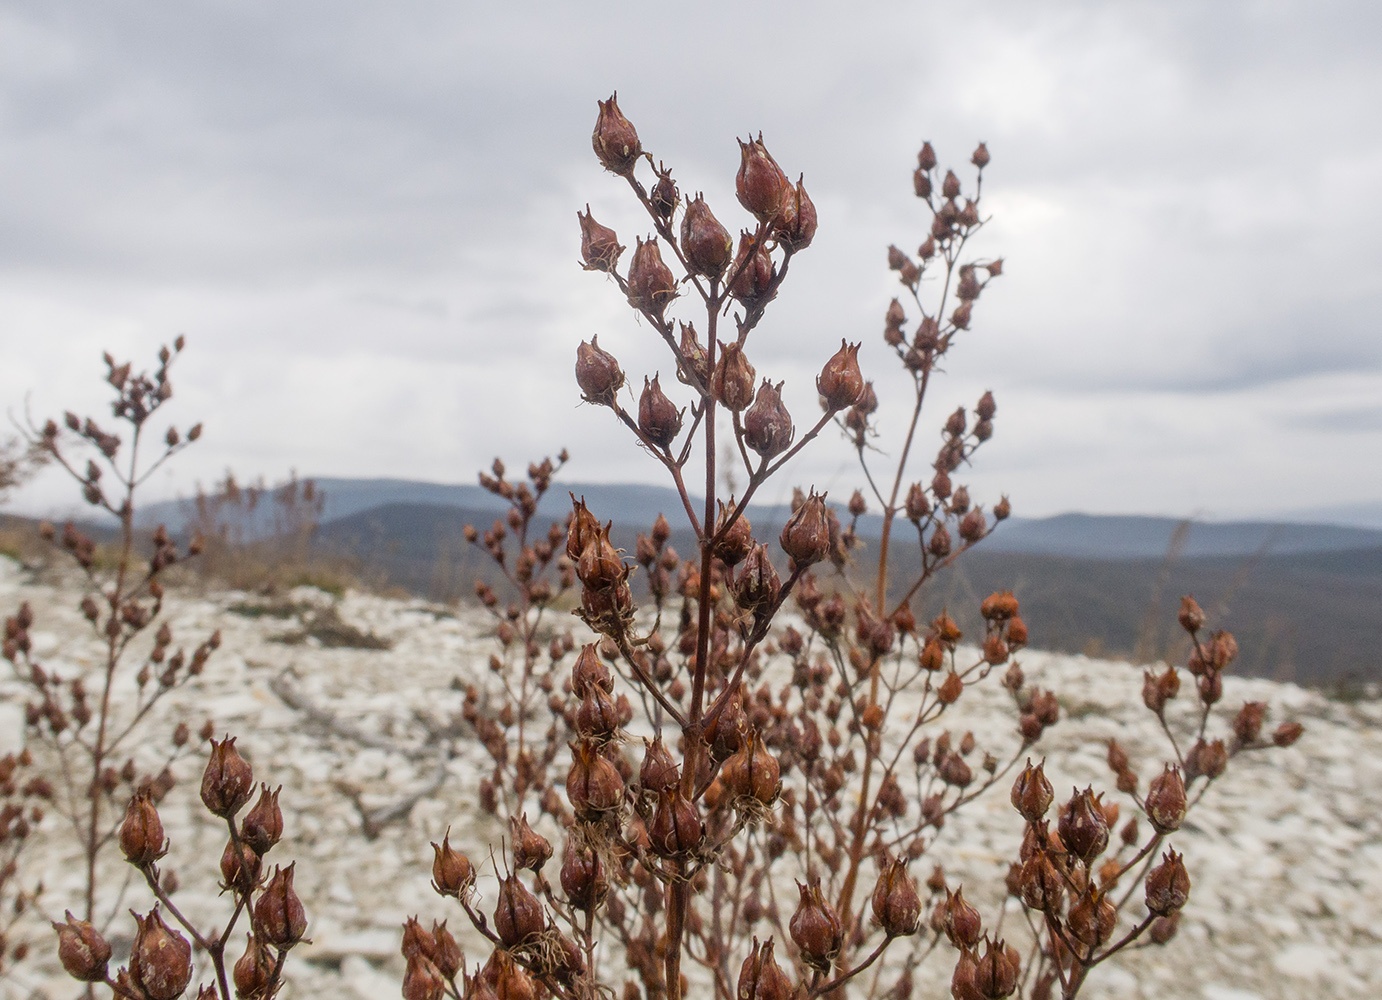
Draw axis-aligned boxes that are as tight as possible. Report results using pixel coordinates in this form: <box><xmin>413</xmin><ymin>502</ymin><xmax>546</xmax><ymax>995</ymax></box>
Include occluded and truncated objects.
<box><xmin>403</xmin><ymin>97</ymin><xmax>1306</xmax><ymax>1000</ymax></box>
<box><xmin>3</xmin><ymin>343</ymin><xmax>307</xmax><ymax>999</ymax></box>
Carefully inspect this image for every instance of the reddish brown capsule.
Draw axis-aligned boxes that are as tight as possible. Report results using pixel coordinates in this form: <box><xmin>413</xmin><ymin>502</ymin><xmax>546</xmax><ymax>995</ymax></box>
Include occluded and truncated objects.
<box><xmin>255</xmin><ymin>863</ymin><xmax>308</xmax><ymax>949</ymax></box>
<box><xmin>566</xmin><ymin>741</ymin><xmax>624</xmax><ymax>819</ymax></box>
<box><xmin>736</xmin><ymin>134</ymin><xmax>792</xmax><ymax>223</ymax></box>
<box><xmin>779</xmin><ymin>491</ymin><xmax>831</xmax><ymax>566</ymax></box>
<box><xmin>790</xmin><ymin>878</ymin><xmax>842</xmax><ymax>971</ymax></box>
<box><xmin>402</xmin><ymin>955</ymin><xmax>446</xmax><ymax>1000</ymax></box>
<box><xmin>973</xmin><ymin>936</ymin><xmax>1017</xmax><ymax>999</ymax></box>
<box><xmin>772</xmin><ymin>175</ymin><xmax>818</xmax><ymax>251</ymax></box>
<box><xmin>733</xmin><ymin>544</ymin><xmax>782</xmax><ymax>618</ymax></box>
<box><xmin>119</xmin><ymin>789</ymin><xmax>168</xmax><ymax>867</ymax></box>
<box><xmin>650</xmin><ymin>786</ymin><xmax>702</xmax><ymax>856</ymax></box>
<box><xmin>570</xmin><ymin>642</ymin><xmax>613</xmax><ymax>698</ymax></box>
<box><xmin>52</xmin><ymin>911</ymin><xmax>111</xmax><ymax>983</ymax></box>
<box><xmin>560</xmin><ymin>840</ymin><xmax>607</xmax><ymax>911</ymax></box>
<box><xmin>872</xmin><ymin>858</ymin><xmax>922</xmax><ymax>936</ymax></box>
<box><xmin>743</xmin><ymin>380</ymin><xmax>794</xmax><ymax>459</ymax></box>
<box><xmin>816</xmin><ymin>340</ymin><xmax>864</xmax><ymax>411</ymax></box>
<box><xmin>1058</xmin><ymin>787</ymin><xmax>1110</xmax><ymax>864</ymax></box>
<box><xmin>1145</xmin><ymin>849</ymin><xmax>1191</xmax><ymax>915</ymax></box>
<box><xmin>1010</xmin><ymin>759</ymin><xmax>1053</xmax><ymax>822</ymax></box>
<box><xmin>233</xmin><ymin>933</ymin><xmax>274</xmax><ymax>1000</ymax></box>
<box><xmin>1018</xmin><ymin>850</ymin><xmax>1064</xmax><ymax>913</ymax></box>
<box><xmin>638</xmin><ymin>375</ymin><xmax>683</xmax><ymax>449</ymax></box>
<box><xmin>220</xmin><ymin>837</ymin><xmax>261</xmax><ymax>894</ymax></box>
<box><xmin>1273</xmin><ymin>720</ymin><xmax>1304</xmax><ymax>746</ymax></box>
<box><xmin>510</xmin><ymin>813</ymin><xmax>553</xmax><ymax>872</ymax></box>
<box><xmin>592</xmin><ymin>94</ymin><xmax>641</xmax><ymax>175</ymax></box>
<box><xmin>575</xmin><ymin>336</ymin><xmax>624</xmax><ymax>406</ymax></box>
<box><xmin>128</xmin><ymin>908</ymin><xmax>193</xmax><ymax>1000</ymax></box>
<box><xmin>681</xmin><ymin>193</ymin><xmax>733</xmax><ymax>279</ymax></box>
<box><xmin>728</xmin><ymin>230</ymin><xmax>776</xmax><ymax>305</ymax></box>
<box><xmin>201</xmin><ymin>736</ymin><xmax>254</xmax><ymax>818</ymax></box>
<box><xmin>737</xmin><ymin>937</ymin><xmax>792</xmax><ymax>1000</ymax></box>
<box><xmin>1233</xmin><ymin>701</ymin><xmax>1267</xmax><ymax>744</ymax></box>
<box><xmin>639</xmin><ymin>737</ymin><xmax>679</xmax><ymax>792</ymax></box>
<box><xmin>712</xmin><ymin>341</ymin><xmax>757</xmax><ymax>411</ymax></box>
<box><xmin>241</xmin><ymin>783</ymin><xmax>283</xmax><ymax>856</ymax></box>
<box><xmin>494</xmin><ymin>872</ymin><xmax>546</xmax><ymax>947</ymax></box>
<box><xmin>577</xmin><ymin>206</ymin><xmax>623</xmax><ymax>272</ymax></box>
<box><xmin>1177</xmin><ymin>595</ymin><xmax>1206</xmax><ymax>633</ymax></box>
<box><xmin>711</xmin><ymin>498</ymin><xmax>754</xmax><ymax>567</ymax></box>
<box><xmin>430</xmin><ymin>831</ymin><xmax>474</xmax><ymax>897</ymax></box>
<box><xmin>626</xmin><ymin>237</ymin><xmax>678</xmax><ymax>318</ymax></box>
<box><xmin>1145</xmin><ymin>765</ymin><xmax>1187</xmax><ymax>833</ymax></box>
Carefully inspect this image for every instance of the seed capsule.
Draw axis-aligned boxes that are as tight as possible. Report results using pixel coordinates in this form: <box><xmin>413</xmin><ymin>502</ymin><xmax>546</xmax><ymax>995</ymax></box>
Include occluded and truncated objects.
<box><xmin>639</xmin><ymin>736</ymin><xmax>679</xmax><ymax>792</ymax></box>
<box><xmin>816</xmin><ymin>341</ymin><xmax>864</xmax><ymax>411</ymax></box>
<box><xmin>591</xmin><ymin>94</ymin><xmax>641</xmax><ymax>175</ymax></box>
<box><xmin>681</xmin><ymin>193</ymin><xmax>733</xmax><ymax>278</ymax></box>
<box><xmin>52</xmin><ymin>911</ymin><xmax>111</xmax><ymax>983</ymax></box>
<box><xmin>128</xmin><ymin>908</ymin><xmax>193</xmax><ymax>1000</ymax></box>
<box><xmin>575</xmin><ymin>337</ymin><xmax>624</xmax><ymax>406</ymax></box>
<box><xmin>789</xmin><ymin>878</ymin><xmax>842</xmax><ymax>971</ymax></box>
<box><xmin>560</xmin><ymin>840</ymin><xmax>607</xmax><ymax>911</ymax></box>
<box><xmin>1058</xmin><ymin>787</ymin><xmax>1110</xmax><ymax>864</ymax></box>
<box><xmin>638</xmin><ymin>375</ymin><xmax>683</xmax><ymax>449</ymax></box>
<box><xmin>649</xmin><ymin>786</ymin><xmax>702</xmax><ymax>857</ymax></box>
<box><xmin>872</xmin><ymin>858</ymin><xmax>922</xmax><ymax>937</ymax></box>
<box><xmin>201</xmin><ymin>736</ymin><xmax>254</xmax><ymax>818</ymax></box>
<box><xmin>255</xmin><ymin>863</ymin><xmax>308</xmax><ymax>949</ymax></box>
<box><xmin>233</xmin><ymin>934</ymin><xmax>274</xmax><ymax>1000</ymax></box>
<box><xmin>566</xmin><ymin>741</ymin><xmax>624</xmax><ymax>819</ymax></box>
<box><xmin>1145</xmin><ymin>849</ymin><xmax>1191</xmax><ymax>915</ymax></box>
<box><xmin>779</xmin><ymin>491</ymin><xmax>831</xmax><ymax>566</ymax></box>
<box><xmin>712</xmin><ymin>341</ymin><xmax>757</xmax><ymax>411</ymax></box>
<box><xmin>737</xmin><ymin>937</ymin><xmax>792</xmax><ymax>1000</ymax></box>
<box><xmin>577</xmin><ymin>206</ymin><xmax>623</xmax><ymax>272</ymax></box>
<box><xmin>772</xmin><ymin>175</ymin><xmax>818</xmax><ymax>251</ymax></box>
<box><xmin>494</xmin><ymin>872</ymin><xmax>546</xmax><ymax>947</ymax></box>
<box><xmin>430</xmin><ymin>831</ymin><xmax>474</xmax><ymax>897</ymax></box>
<box><xmin>743</xmin><ymin>380</ymin><xmax>794</xmax><ymax>459</ymax></box>
<box><xmin>510</xmin><ymin>813</ymin><xmax>553</xmax><ymax>872</ymax></box>
<box><xmin>1010</xmin><ymin>759</ymin><xmax>1053</xmax><ymax>822</ymax></box>
<box><xmin>736</xmin><ymin>134</ymin><xmax>792</xmax><ymax>223</ymax></box>
<box><xmin>1144</xmin><ymin>766</ymin><xmax>1187</xmax><ymax>833</ymax></box>
<box><xmin>119</xmin><ymin>789</ymin><xmax>168</xmax><ymax>867</ymax></box>
<box><xmin>973</xmin><ymin>936</ymin><xmax>1018</xmax><ymax>999</ymax></box>
<box><xmin>626</xmin><ymin>237</ymin><xmax>678</xmax><ymax>318</ymax></box>
<box><xmin>241</xmin><ymin>783</ymin><xmax>283</xmax><ymax>855</ymax></box>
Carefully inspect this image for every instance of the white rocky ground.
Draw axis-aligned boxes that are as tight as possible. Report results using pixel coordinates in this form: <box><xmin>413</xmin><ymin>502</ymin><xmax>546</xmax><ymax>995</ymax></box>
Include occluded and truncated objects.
<box><xmin>0</xmin><ymin>556</ymin><xmax>1378</xmax><ymax>1000</ymax></box>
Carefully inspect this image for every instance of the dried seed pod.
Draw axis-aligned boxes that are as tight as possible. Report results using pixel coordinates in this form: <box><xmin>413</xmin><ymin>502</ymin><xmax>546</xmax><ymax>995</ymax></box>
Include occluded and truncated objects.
<box><xmin>872</xmin><ymin>858</ymin><xmax>922</xmax><ymax>937</ymax></box>
<box><xmin>128</xmin><ymin>908</ymin><xmax>193</xmax><ymax>1000</ymax></box>
<box><xmin>1066</xmin><ymin>886</ymin><xmax>1116</xmax><ymax>947</ymax></box>
<box><xmin>570</xmin><ymin>642</ymin><xmax>613</xmax><ymax>698</ymax></box>
<box><xmin>255</xmin><ymin>863</ymin><xmax>308</xmax><ymax>949</ymax></box>
<box><xmin>233</xmin><ymin>933</ymin><xmax>274</xmax><ymax>1000</ymax></box>
<box><xmin>638</xmin><ymin>375</ymin><xmax>683</xmax><ymax>449</ymax></box>
<box><xmin>1145</xmin><ymin>849</ymin><xmax>1191</xmax><ymax>915</ymax></box>
<box><xmin>816</xmin><ymin>340</ymin><xmax>864</xmax><ymax>411</ymax></box>
<box><xmin>973</xmin><ymin>936</ymin><xmax>1018</xmax><ymax>999</ymax></box>
<box><xmin>626</xmin><ymin>237</ymin><xmax>678</xmax><ymax>318</ymax></box>
<box><xmin>733</xmin><ymin>544</ymin><xmax>782</xmax><ymax>619</ymax></box>
<box><xmin>510</xmin><ymin>813</ymin><xmax>553</xmax><ymax>872</ymax></box>
<box><xmin>650</xmin><ymin>165</ymin><xmax>679</xmax><ymax>223</ymax></box>
<box><xmin>677</xmin><ymin>321</ymin><xmax>710</xmax><ymax>387</ymax></box>
<box><xmin>431</xmin><ymin>831</ymin><xmax>474</xmax><ymax>897</ymax></box>
<box><xmin>592</xmin><ymin>94</ymin><xmax>641</xmax><ymax>175</ymax></box>
<box><xmin>200</xmin><ymin>736</ymin><xmax>253</xmax><ymax>818</ymax></box>
<box><xmin>560</xmin><ymin>839</ymin><xmax>607</xmax><ymax>911</ymax></box>
<box><xmin>220</xmin><ymin>837</ymin><xmax>262</xmax><ymax>894</ymax></box>
<box><xmin>1058</xmin><ymin>787</ymin><xmax>1110</xmax><ymax>864</ymax></box>
<box><xmin>577</xmin><ymin>206</ymin><xmax>624</xmax><ymax>272</ymax></box>
<box><xmin>52</xmin><ymin>911</ymin><xmax>112</xmax><ymax>983</ymax></box>
<box><xmin>743</xmin><ymin>380</ymin><xmax>794</xmax><ymax>459</ymax></box>
<box><xmin>737</xmin><ymin>937</ymin><xmax>792</xmax><ymax>1000</ymax></box>
<box><xmin>681</xmin><ymin>193</ymin><xmax>733</xmax><ymax>279</ymax></box>
<box><xmin>1018</xmin><ymin>850</ymin><xmax>1064</xmax><ymax>913</ymax></box>
<box><xmin>1010</xmin><ymin>759</ymin><xmax>1053</xmax><ymax>822</ymax></box>
<box><xmin>402</xmin><ymin>955</ymin><xmax>446</xmax><ymax>1000</ymax></box>
<box><xmin>1177</xmin><ymin>595</ymin><xmax>1206</xmax><ymax>633</ymax></box>
<box><xmin>240</xmin><ymin>783</ymin><xmax>283</xmax><ymax>855</ymax></box>
<box><xmin>772</xmin><ymin>175</ymin><xmax>818</xmax><ymax>251</ymax></box>
<box><xmin>728</xmin><ymin>230</ymin><xmax>776</xmax><ymax>305</ymax></box>
<box><xmin>790</xmin><ymin>878</ymin><xmax>842</xmax><ymax>972</ymax></box>
<box><xmin>712</xmin><ymin>342</ymin><xmax>757</xmax><ymax>411</ymax></box>
<box><xmin>119</xmin><ymin>789</ymin><xmax>168</xmax><ymax>866</ymax></box>
<box><xmin>649</xmin><ymin>786</ymin><xmax>702</xmax><ymax>856</ymax></box>
<box><xmin>430</xmin><ymin>922</ymin><xmax>461</xmax><ymax>980</ymax></box>
<box><xmin>1145</xmin><ymin>765</ymin><xmax>1187</xmax><ymax>833</ymax></box>
<box><xmin>1233</xmin><ymin>701</ymin><xmax>1267</xmax><ymax>744</ymax></box>
<box><xmin>639</xmin><ymin>736</ymin><xmax>679</xmax><ymax>792</ymax></box>
<box><xmin>566</xmin><ymin>741</ymin><xmax>624</xmax><ymax>819</ymax></box>
<box><xmin>575</xmin><ymin>336</ymin><xmax>625</xmax><ymax>406</ymax></box>
<box><xmin>494</xmin><ymin>872</ymin><xmax>546</xmax><ymax>947</ymax></box>
<box><xmin>736</xmin><ymin>134</ymin><xmax>792</xmax><ymax>223</ymax></box>
<box><xmin>779</xmin><ymin>491</ymin><xmax>831</xmax><ymax>566</ymax></box>
<box><xmin>712</xmin><ymin>498</ymin><xmax>754</xmax><ymax>566</ymax></box>
<box><xmin>1273</xmin><ymin>721</ymin><xmax>1304</xmax><ymax>747</ymax></box>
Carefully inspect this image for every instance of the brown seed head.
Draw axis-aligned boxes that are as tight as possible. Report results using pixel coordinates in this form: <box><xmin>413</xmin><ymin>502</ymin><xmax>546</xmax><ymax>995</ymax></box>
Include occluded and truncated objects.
<box><xmin>201</xmin><ymin>736</ymin><xmax>253</xmax><ymax>818</ymax></box>
<box><xmin>681</xmin><ymin>193</ymin><xmax>733</xmax><ymax>278</ymax></box>
<box><xmin>1018</xmin><ymin>849</ymin><xmax>1064</xmax><ymax>913</ymax></box>
<box><xmin>575</xmin><ymin>337</ymin><xmax>624</xmax><ymax>406</ymax></box>
<box><xmin>592</xmin><ymin>94</ymin><xmax>641</xmax><ymax>175</ymax></box>
<box><xmin>711</xmin><ymin>498</ymin><xmax>754</xmax><ymax>567</ymax></box>
<box><xmin>1058</xmin><ymin>787</ymin><xmax>1110</xmax><ymax>864</ymax></box>
<box><xmin>1233</xmin><ymin>701</ymin><xmax>1267</xmax><ymax>744</ymax></box>
<box><xmin>430</xmin><ymin>831</ymin><xmax>474</xmax><ymax>897</ymax></box>
<box><xmin>510</xmin><ymin>813</ymin><xmax>553</xmax><ymax>872</ymax></box>
<box><xmin>790</xmin><ymin>878</ymin><xmax>843</xmax><ymax>971</ymax></box>
<box><xmin>1177</xmin><ymin>595</ymin><xmax>1205</xmax><ymax>633</ymax></box>
<box><xmin>939</xmin><ymin>886</ymin><xmax>982</xmax><ymax>948</ymax></box>
<box><xmin>626</xmin><ymin>237</ymin><xmax>678</xmax><ymax>318</ymax></box>
<box><xmin>560</xmin><ymin>840</ymin><xmax>607</xmax><ymax>911</ymax></box>
<box><xmin>817</xmin><ymin>340</ymin><xmax>864</xmax><ymax>411</ymax></box>
<box><xmin>780</xmin><ymin>491</ymin><xmax>831</xmax><ymax>566</ymax></box>
<box><xmin>241</xmin><ymin>783</ymin><xmax>283</xmax><ymax>856</ymax></box>
<box><xmin>129</xmin><ymin>908</ymin><xmax>193</xmax><ymax>1000</ymax></box>
<box><xmin>566</xmin><ymin>741</ymin><xmax>624</xmax><ymax>819</ymax></box>
<box><xmin>233</xmin><ymin>933</ymin><xmax>274</xmax><ymax>1000</ymax></box>
<box><xmin>737</xmin><ymin>938</ymin><xmax>793</xmax><ymax>1000</ymax></box>
<box><xmin>570</xmin><ymin>642</ymin><xmax>613</xmax><ymax>698</ymax></box>
<box><xmin>712</xmin><ymin>341</ymin><xmax>757</xmax><ymax>411</ymax></box>
<box><xmin>402</xmin><ymin>955</ymin><xmax>446</xmax><ymax>1000</ymax></box>
<box><xmin>1145</xmin><ymin>765</ymin><xmax>1187</xmax><ymax>833</ymax></box>
<box><xmin>494</xmin><ymin>872</ymin><xmax>546</xmax><ymax>947</ymax></box>
<box><xmin>53</xmin><ymin>911</ymin><xmax>111</xmax><ymax>983</ymax></box>
<box><xmin>1066</xmin><ymin>886</ymin><xmax>1116</xmax><ymax>947</ymax></box>
<box><xmin>744</xmin><ymin>380</ymin><xmax>795</xmax><ymax>459</ymax></box>
<box><xmin>1010</xmin><ymin>759</ymin><xmax>1054</xmax><ymax>822</ymax></box>
<box><xmin>638</xmin><ymin>375</ymin><xmax>683</xmax><ymax>449</ymax></box>
<box><xmin>119</xmin><ymin>789</ymin><xmax>168</xmax><ymax>867</ymax></box>
<box><xmin>872</xmin><ymin>858</ymin><xmax>922</xmax><ymax>936</ymax></box>
<box><xmin>736</xmin><ymin>134</ymin><xmax>792</xmax><ymax>223</ymax></box>
<box><xmin>1145</xmin><ymin>849</ymin><xmax>1191</xmax><ymax>915</ymax></box>
<box><xmin>650</xmin><ymin>786</ymin><xmax>702</xmax><ymax>857</ymax></box>
<box><xmin>577</xmin><ymin>206</ymin><xmax>623</xmax><ymax>272</ymax></box>
<box><xmin>1273</xmin><ymin>721</ymin><xmax>1304</xmax><ymax>747</ymax></box>
<box><xmin>256</xmin><ymin>863</ymin><xmax>308</xmax><ymax>948</ymax></box>
<box><xmin>973</xmin><ymin>936</ymin><xmax>1017</xmax><ymax>999</ymax></box>
<box><xmin>772</xmin><ymin>175</ymin><xmax>818</xmax><ymax>251</ymax></box>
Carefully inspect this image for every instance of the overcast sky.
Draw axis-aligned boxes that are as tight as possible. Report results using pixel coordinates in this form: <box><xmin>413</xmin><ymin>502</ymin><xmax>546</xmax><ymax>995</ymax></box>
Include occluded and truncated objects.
<box><xmin>2</xmin><ymin>1</ymin><xmax>1380</xmax><ymax>524</ymax></box>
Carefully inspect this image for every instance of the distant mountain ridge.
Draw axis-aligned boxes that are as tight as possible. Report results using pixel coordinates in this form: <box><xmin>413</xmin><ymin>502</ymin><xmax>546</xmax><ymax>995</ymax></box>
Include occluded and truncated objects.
<box><xmin>140</xmin><ymin>476</ymin><xmax>1382</xmax><ymax>561</ymax></box>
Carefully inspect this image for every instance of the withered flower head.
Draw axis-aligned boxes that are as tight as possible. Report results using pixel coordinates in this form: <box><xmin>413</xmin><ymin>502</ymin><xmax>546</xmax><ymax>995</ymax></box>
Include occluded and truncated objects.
<box><xmin>1177</xmin><ymin>595</ymin><xmax>1206</xmax><ymax>633</ymax></box>
<box><xmin>650</xmin><ymin>786</ymin><xmax>702</xmax><ymax>857</ymax></box>
<box><xmin>494</xmin><ymin>871</ymin><xmax>546</xmax><ymax>947</ymax></box>
<box><xmin>240</xmin><ymin>783</ymin><xmax>283</xmax><ymax>856</ymax></box>
<box><xmin>772</xmin><ymin>175</ymin><xmax>818</xmax><ymax>251</ymax></box>
<box><xmin>779</xmin><ymin>490</ymin><xmax>831</xmax><ymax>567</ymax></box>
<box><xmin>233</xmin><ymin>933</ymin><xmax>274</xmax><ymax>1000</ymax></box>
<box><xmin>1010</xmin><ymin>759</ymin><xmax>1053</xmax><ymax>823</ymax></box>
<box><xmin>402</xmin><ymin>954</ymin><xmax>446</xmax><ymax>1000</ymax></box>
<box><xmin>570</xmin><ymin>642</ymin><xmax>613</xmax><ymax>698</ymax></box>
<box><xmin>119</xmin><ymin>789</ymin><xmax>168</xmax><ymax>867</ymax></box>
<box><xmin>592</xmin><ymin>94</ymin><xmax>641</xmax><ymax>175</ymax></box>
<box><xmin>640</xmin><ymin>737</ymin><xmax>679</xmax><ymax>792</ymax></box>
<box><xmin>712</xmin><ymin>341</ymin><xmax>757</xmax><ymax>411</ymax></box>
<box><xmin>128</xmin><ymin>908</ymin><xmax>193</xmax><ymax>1000</ymax></box>
<box><xmin>1018</xmin><ymin>850</ymin><xmax>1064</xmax><ymax>913</ymax></box>
<box><xmin>743</xmin><ymin>380</ymin><xmax>794</xmax><ymax>459</ymax></box>
<box><xmin>728</xmin><ymin>229</ymin><xmax>776</xmax><ymax>306</ymax></box>
<box><xmin>430</xmin><ymin>830</ymin><xmax>474</xmax><ymax>897</ymax></box>
<box><xmin>790</xmin><ymin>877</ymin><xmax>842</xmax><ymax>971</ymax></box>
<box><xmin>677</xmin><ymin>321</ymin><xmax>710</xmax><ymax>387</ymax></box>
<box><xmin>576</xmin><ymin>523</ymin><xmax>626</xmax><ymax>590</ymax></box>
<box><xmin>817</xmin><ymin>340</ymin><xmax>864</xmax><ymax>411</ymax></box>
<box><xmin>201</xmin><ymin>735</ymin><xmax>254</xmax><ymax>818</ymax></box>
<box><xmin>736</xmin><ymin>134</ymin><xmax>792</xmax><ymax>223</ymax></box>
<box><xmin>711</xmin><ymin>498</ymin><xmax>754</xmax><ymax>566</ymax></box>
<box><xmin>1145</xmin><ymin>849</ymin><xmax>1191</xmax><ymax>915</ymax></box>
<box><xmin>510</xmin><ymin>813</ymin><xmax>553</xmax><ymax>872</ymax></box>
<box><xmin>566</xmin><ymin>495</ymin><xmax>602</xmax><ymax>562</ymax></box>
<box><xmin>973</xmin><ymin>936</ymin><xmax>1018</xmax><ymax>999</ymax></box>
<box><xmin>626</xmin><ymin>237</ymin><xmax>678</xmax><ymax>318</ymax></box>
<box><xmin>566</xmin><ymin>740</ymin><xmax>624</xmax><ymax>819</ymax></box>
<box><xmin>560</xmin><ymin>840</ymin><xmax>607</xmax><ymax>911</ymax></box>
<box><xmin>52</xmin><ymin>911</ymin><xmax>111</xmax><ymax>983</ymax></box>
<box><xmin>681</xmin><ymin>193</ymin><xmax>733</xmax><ymax>279</ymax></box>
<box><xmin>1057</xmin><ymin>787</ymin><xmax>1110</xmax><ymax>864</ymax></box>
<box><xmin>575</xmin><ymin>336</ymin><xmax>625</xmax><ymax>407</ymax></box>
<box><xmin>1066</xmin><ymin>886</ymin><xmax>1116</xmax><ymax>947</ymax></box>
<box><xmin>733</xmin><ymin>544</ymin><xmax>782</xmax><ymax>617</ymax></box>
<box><xmin>638</xmin><ymin>375</ymin><xmax>683</xmax><ymax>449</ymax></box>
<box><xmin>1233</xmin><ymin>701</ymin><xmax>1267</xmax><ymax>744</ymax></box>
<box><xmin>650</xmin><ymin>164</ymin><xmax>679</xmax><ymax>222</ymax></box>
<box><xmin>220</xmin><ymin>837</ymin><xmax>262</xmax><ymax>894</ymax></box>
<box><xmin>872</xmin><ymin>858</ymin><xmax>922</xmax><ymax>937</ymax></box>
<box><xmin>577</xmin><ymin>206</ymin><xmax>624</xmax><ymax>273</ymax></box>
<box><xmin>737</xmin><ymin>937</ymin><xmax>792</xmax><ymax>1000</ymax></box>
<box><xmin>255</xmin><ymin>863</ymin><xmax>308</xmax><ymax>949</ymax></box>
<box><xmin>1145</xmin><ymin>765</ymin><xmax>1187</xmax><ymax>833</ymax></box>
<box><xmin>721</xmin><ymin>726</ymin><xmax>781</xmax><ymax>805</ymax></box>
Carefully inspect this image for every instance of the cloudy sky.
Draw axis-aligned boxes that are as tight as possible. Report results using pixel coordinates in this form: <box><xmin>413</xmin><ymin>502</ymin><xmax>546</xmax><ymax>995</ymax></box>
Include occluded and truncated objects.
<box><xmin>2</xmin><ymin>1</ymin><xmax>1380</xmax><ymax>524</ymax></box>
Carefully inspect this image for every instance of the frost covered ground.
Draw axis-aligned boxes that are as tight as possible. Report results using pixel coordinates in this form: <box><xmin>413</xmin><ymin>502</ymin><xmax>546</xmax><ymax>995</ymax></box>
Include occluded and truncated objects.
<box><xmin>1</xmin><ymin>557</ymin><xmax>1378</xmax><ymax>1000</ymax></box>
